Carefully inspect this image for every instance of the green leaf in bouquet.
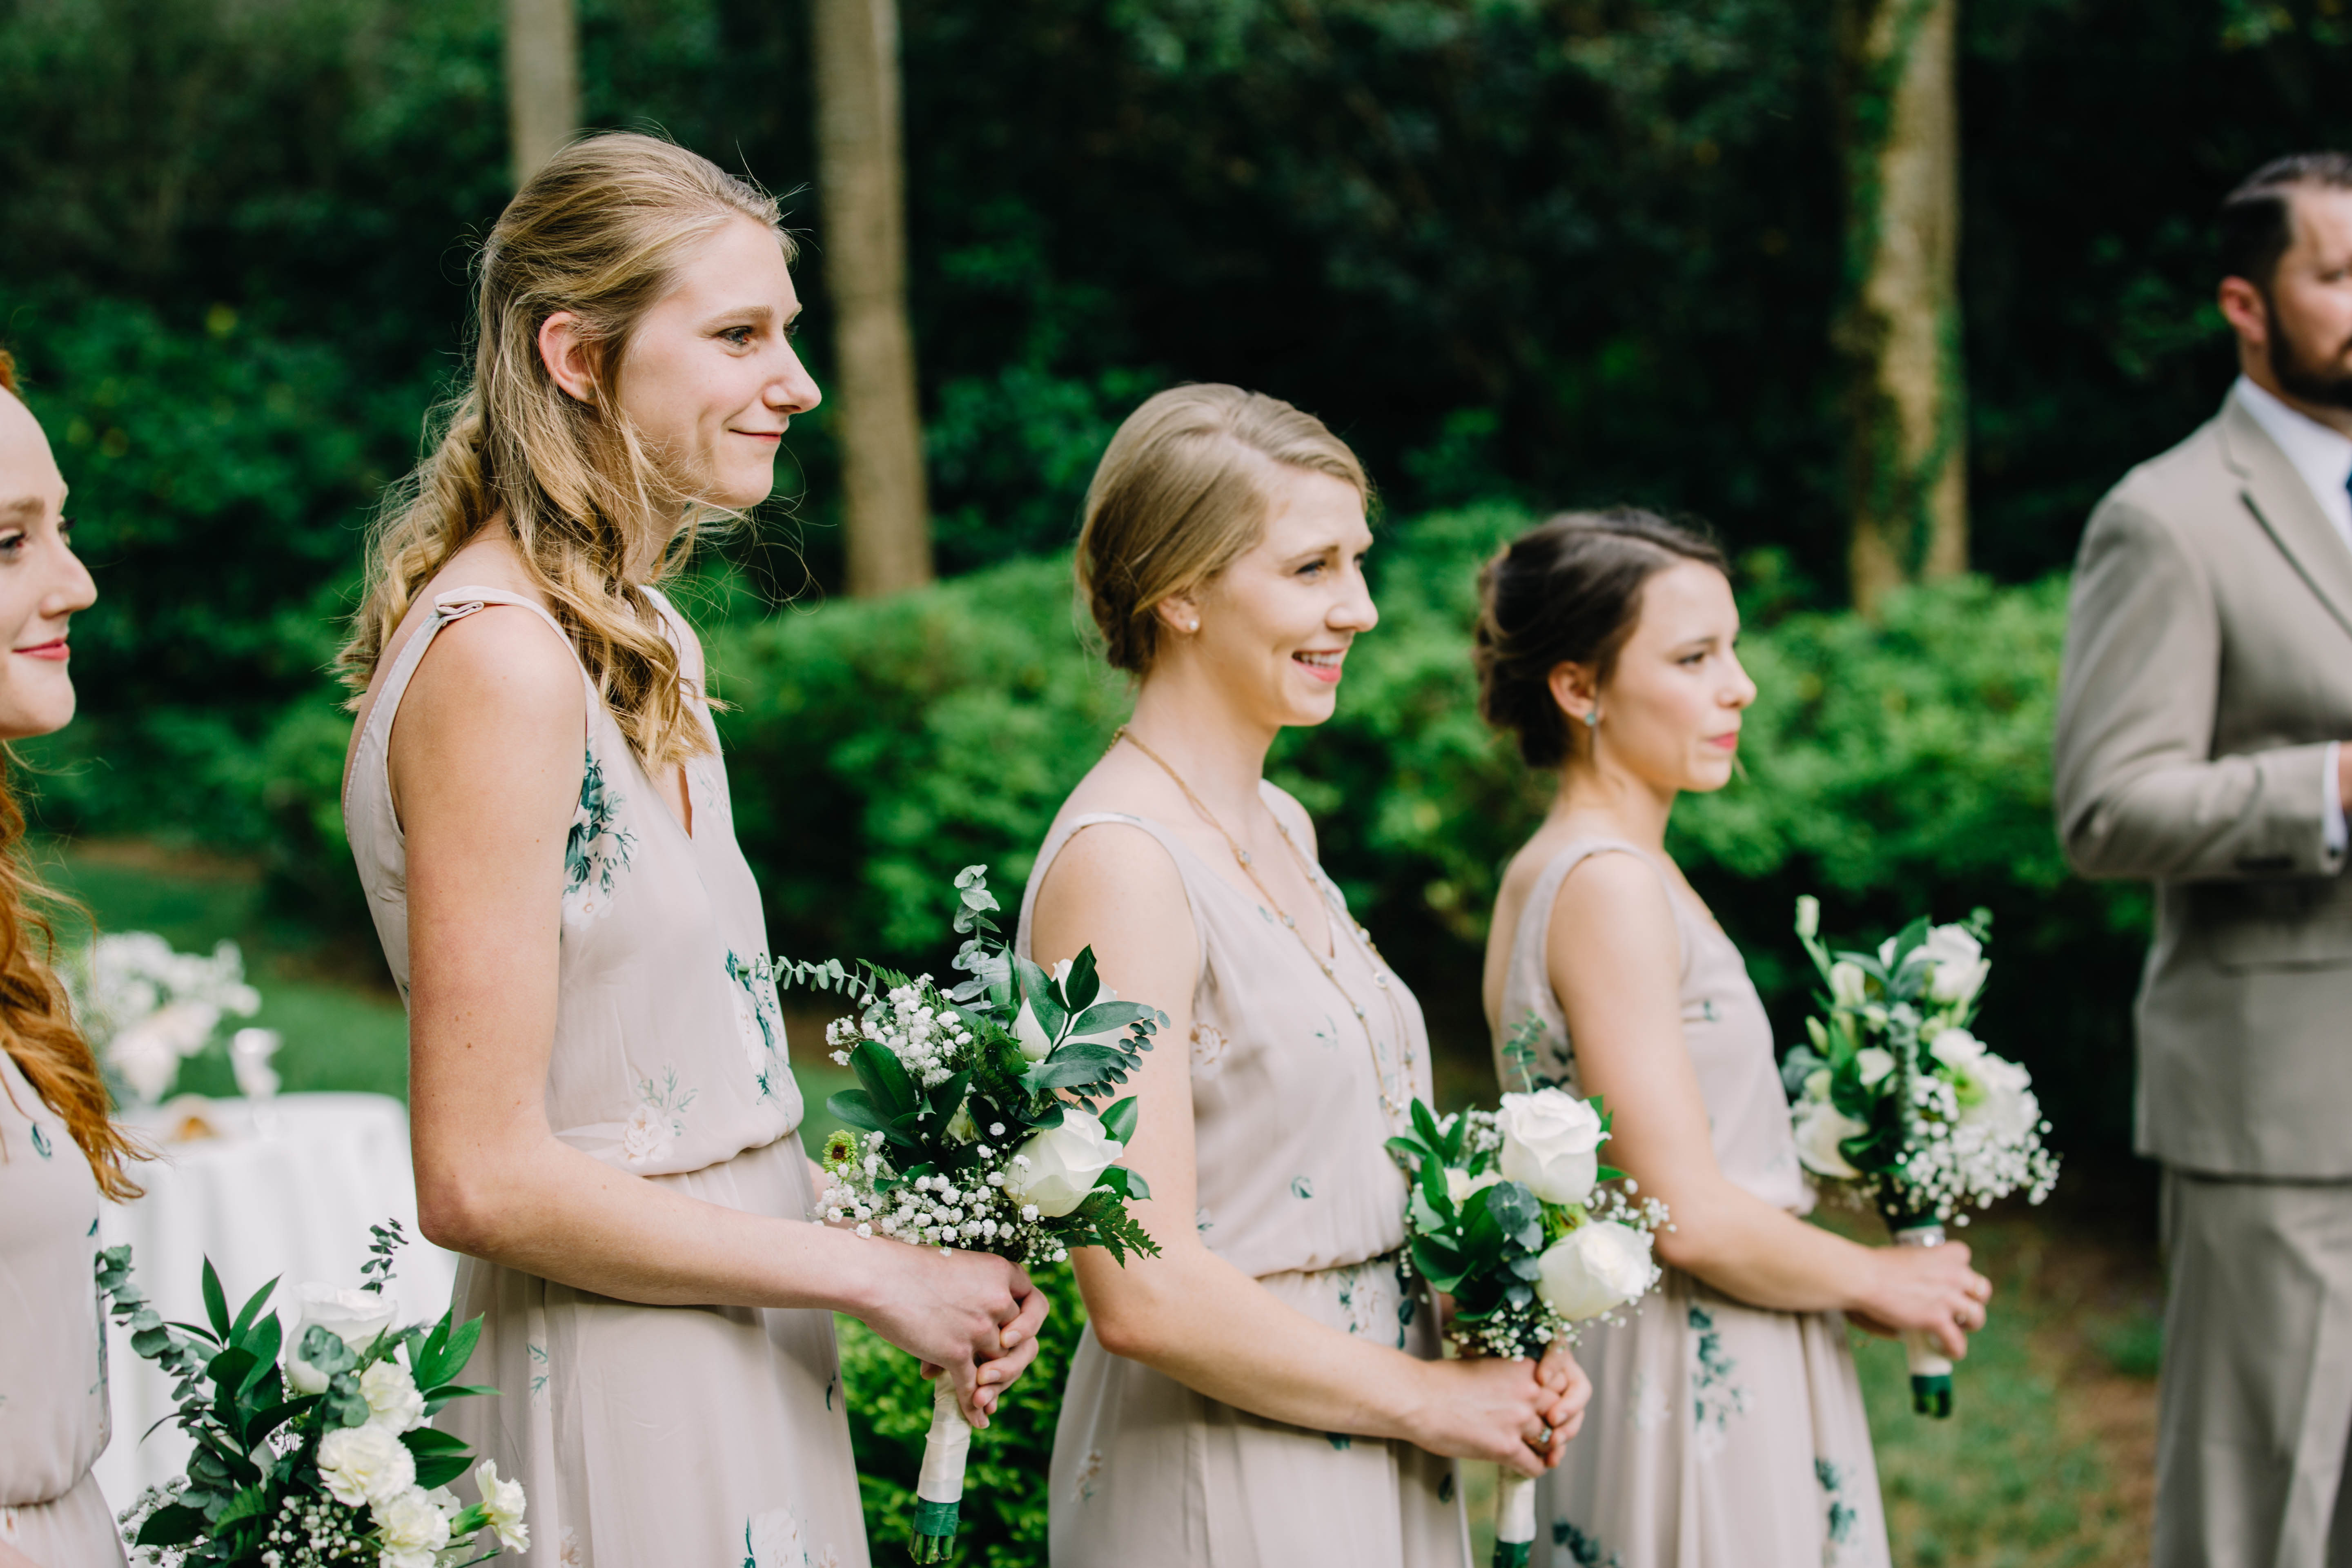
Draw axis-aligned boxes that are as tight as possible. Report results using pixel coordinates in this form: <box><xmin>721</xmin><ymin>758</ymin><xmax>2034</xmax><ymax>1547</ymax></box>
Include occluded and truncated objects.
<box><xmin>214</xmin><ymin>1485</ymin><xmax>268</xmax><ymax>1528</ymax></box>
<box><xmin>1782</xmin><ymin>1040</ymin><xmax>1827</xmax><ymax>1100</ymax></box>
<box><xmin>1409</xmin><ymin>1236</ymin><xmax>1470</xmax><ymax>1295</ymax></box>
<box><xmin>235</xmin><ymin>1315</ymin><xmax>283</xmax><ymax>1400</ymax></box>
<box><xmin>925</xmin><ymin>1069</ymin><xmax>971</xmax><ymax>1126</ymax></box>
<box><xmin>1508</xmin><ymin>1254</ymin><xmax>1546</xmax><ymax>1282</ymax></box>
<box><xmin>421</xmin><ymin>1383</ymin><xmax>498</xmax><ymax>1405</ymax></box>
<box><xmin>1481</xmin><ymin>1183</ymin><xmax>1546</xmax><ymax>1253</ymax></box>
<box><xmin>242</xmin><ymin>1393</ymin><xmax>317</xmax><ymax>1448</ymax></box>
<box><xmin>1408</xmin><ymin>1185</ymin><xmax>1452</xmax><ymax>1241</ymax></box>
<box><xmin>1064</xmin><ymin>946</ymin><xmax>1100</xmax><ymax>1013</ymax></box>
<box><xmin>1383</xmin><ymin>1134</ymin><xmax>1432</xmax><ymax>1167</ymax></box>
<box><xmin>850</xmin><ymin>1039</ymin><xmax>922</xmax><ymax>1118</ymax></box>
<box><xmin>297</xmin><ymin>1323</ymin><xmax>358</xmax><ymax>1382</ymax></box>
<box><xmin>201</xmin><ymin>1258</ymin><xmax>231</xmax><ymax>1339</ymax></box>
<box><xmin>1066</xmin><ymin>1000</ymin><xmax>1157</xmax><ymax>1037</ymax></box>
<box><xmin>228</xmin><ymin>1275</ymin><xmax>279</xmax><ymax>1339</ymax></box>
<box><xmin>1100</xmin><ymin>1095</ymin><xmax>1140</xmax><ymax>1145</ymax></box>
<box><xmin>1018</xmin><ymin>1043</ymin><xmax>1144</xmax><ymax>1096</ymax></box>
<box><xmin>1091</xmin><ymin>1164</ymin><xmax>1152</xmax><ymax>1201</ymax></box>
<box><xmin>1013</xmin><ymin>955</ymin><xmax>1068</xmax><ymax>1042</ymax></box>
<box><xmin>416</xmin><ymin>1451</ymin><xmax>473</xmax><ymax>1489</ymax></box>
<box><xmin>402</xmin><ymin>1426</ymin><xmax>471</xmax><ymax>1455</ymax></box>
<box><xmin>829</xmin><ymin>1090</ymin><xmax>921</xmax><ymax>1151</ymax></box>
<box><xmin>137</xmin><ymin>1501</ymin><xmax>210</xmax><ymax>1548</ymax></box>
<box><xmin>1503</xmin><ymin>1281</ymin><xmax>1535</xmax><ymax>1310</ymax></box>
<box><xmin>1416</xmin><ymin>1143</ymin><xmax>1453</xmax><ymax>1214</ymax></box>
<box><xmin>1065</xmin><ymin>1189</ymin><xmax>1163</xmax><ymax>1264</ymax></box>
<box><xmin>1596</xmin><ymin>1164</ymin><xmax>1627</xmax><ymax>1184</ymax></box>
<box><xmin>1409</xmin><ymin>1098</ymin><xmax>1445</xmax><ymax>1153</ymax></box>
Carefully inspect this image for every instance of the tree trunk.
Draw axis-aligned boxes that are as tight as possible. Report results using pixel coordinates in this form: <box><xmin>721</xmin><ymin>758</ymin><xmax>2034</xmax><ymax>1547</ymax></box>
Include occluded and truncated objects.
<box><xmin>813</xmin><ymin>0</ymin><xmax>933</xmax><ymax>597</ymax></box>
<box><xmin>503</xmin><ymin>0</ymin><xmax>579</xmax><ymax>188</ymax></box>
<box><xmin>1838</xmin><ymin>0</ymin><xmax>1966</xmax><ymax>615</ymax></box>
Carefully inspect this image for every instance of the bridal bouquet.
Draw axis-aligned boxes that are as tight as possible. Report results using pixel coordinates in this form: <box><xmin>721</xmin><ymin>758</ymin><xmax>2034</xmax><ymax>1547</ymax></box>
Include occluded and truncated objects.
<box><xmin>98</xmin><ymin>1223</ymin><xmax>526</xmax><ymax>1567</ymax></box>
<box><xmin>1780</xmin><ymin>897</ymin><xmax>2060</xmax><ymax>1416</ymax></box>
<box><xmin>784</xmin><ymin>866</ymin><xmax>1163</xmax><ymax>1563</ymax></box>
<box><xmin>1386</xmin><ymin>1064</ymin><xmax>1668</xmax><ymax>1568</ymax></box>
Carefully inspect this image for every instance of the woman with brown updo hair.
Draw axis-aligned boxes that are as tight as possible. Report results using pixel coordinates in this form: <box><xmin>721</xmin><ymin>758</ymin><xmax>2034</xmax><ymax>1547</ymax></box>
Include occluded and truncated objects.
<box><xmin>1019</xmin><ymin>385</ymin><xmax>1588</xmax><ymax>1567</ymax></box>
<box><xmin>0</xmin><ymin>347</ymin><xmax>137</xmax><ymax>1568</ymax></box>
<box><xmin>1475</xmin><ymin>509</ymin><xmax>1993</xmax><ymax>1567</ymax></box>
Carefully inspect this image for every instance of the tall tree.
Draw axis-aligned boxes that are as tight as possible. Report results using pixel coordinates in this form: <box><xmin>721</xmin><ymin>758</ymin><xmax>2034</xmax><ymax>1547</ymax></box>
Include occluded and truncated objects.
<box><xmin>814</xmin><ymin>0</ymin><xmax>932</xmax><ymax>596</ymax></box>
<box><xmin>1838</xmin><ymin>0</ymin><xmax>1967</xmax><ymax>613</ymax></box>
<box><xmin>504</xmin><ymin>0</ymin><xmax>579</xmax><ymax>187</ymax></box>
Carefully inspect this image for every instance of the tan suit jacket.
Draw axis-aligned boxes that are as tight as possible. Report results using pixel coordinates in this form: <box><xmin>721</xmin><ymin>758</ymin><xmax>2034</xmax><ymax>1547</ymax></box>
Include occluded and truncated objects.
<box><xmin>2056</xmin><ymin>392</ymin><xmax>2352</xmax><ymax>1179</ymax></box>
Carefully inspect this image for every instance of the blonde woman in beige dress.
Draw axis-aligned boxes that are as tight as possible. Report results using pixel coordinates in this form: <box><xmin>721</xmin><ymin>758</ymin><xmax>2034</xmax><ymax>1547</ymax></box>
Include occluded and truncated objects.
<box><xmin>1474</xmin><ymin>510</ymin><xmax>1997</xmax><ymax>1567</ymax></box>
<box><xmin>1022</xmin><ymin>385</ymin><xmax>1591</xmax><ymax>1568</ymax></box>
<box><xmin>338</xmin><ymin>137</ymin><xmax>1047</xmax><ymax>1568</ymax></box>
<box><xmin>0</xmin><ymin>348</ymin><xmax>140</xmax><ymax>1568</ymax></box>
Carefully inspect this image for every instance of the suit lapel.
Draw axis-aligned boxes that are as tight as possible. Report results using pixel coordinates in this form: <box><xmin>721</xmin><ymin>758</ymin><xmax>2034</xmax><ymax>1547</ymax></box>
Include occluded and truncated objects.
<box><xmin>2220</xmin><ymin>394</ymin><xmax>2352</xmax><ymax>644</ymax></box>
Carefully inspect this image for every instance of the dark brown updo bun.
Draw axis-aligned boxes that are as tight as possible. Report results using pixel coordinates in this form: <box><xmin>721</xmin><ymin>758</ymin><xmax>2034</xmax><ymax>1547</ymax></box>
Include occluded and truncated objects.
<box><xmin>1474</xmin><ymin>508</ymin><xmax>1730</xmax><ymax>768</ymax></box>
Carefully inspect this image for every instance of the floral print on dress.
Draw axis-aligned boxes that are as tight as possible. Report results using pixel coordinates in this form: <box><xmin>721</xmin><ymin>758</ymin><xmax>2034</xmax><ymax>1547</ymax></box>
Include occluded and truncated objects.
<box><xmin>28</xmin><ymin>1124</ymin><xmax>49</xmax><ymax>1159</ymax></box>
<box><xmin>1071</xmin><ymin>1447</ymin><xmax>1105</xmax><ymax>1505</ymax></box>
<box><xmin>743</xmin><ymin>1505</ymin><xmax>804</xmax><ymax>1567</ymax></box>
<box><xmin>726</xmin><ymin>949</ymin><xmax>789</xmax><ymax>1099</ymax></box>
<box><xmin>528</xmin><ymin>1342</ymin><xmax>550</xmax><ymax>1403</ymax></box>
<box><xmin>1688</xmin><ymin>1303</ymin><xmax>1749</xmax><ymax>1458</ymax></box>
<box><xmin>563</xmin><ymin>749</ymin><xmax>636</xmax><ymax>924</ymax></box>
<box><xmin>622</xmin><ymin>1067</ymin><xmax>697</xmax><ymax>1167</ymax></box>
<box><xmin>1189</xmin><ymin>1020</ymin><xmax>1229</xmax><ymax>1079</ymax></box>
<box><xmin>1816</xmin><ymin>1457</ymin><xmax>1858</xmax><ymax>1564</ymax></box>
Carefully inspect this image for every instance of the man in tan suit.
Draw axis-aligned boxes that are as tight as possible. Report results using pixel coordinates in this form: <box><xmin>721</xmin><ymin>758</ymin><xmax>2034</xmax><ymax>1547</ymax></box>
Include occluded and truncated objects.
<box><xmin>2058</xmin><ymin>153</ymin><xmax>2352</xmax><ymax>1567</ymax></box>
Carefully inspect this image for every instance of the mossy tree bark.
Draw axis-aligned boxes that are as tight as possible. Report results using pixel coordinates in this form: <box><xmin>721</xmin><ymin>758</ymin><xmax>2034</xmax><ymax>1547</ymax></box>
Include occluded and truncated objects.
<box><xmin>503</xmin><ymin>0</ymin><xmax>579</xmax><ymax>188</ymax></box>
<box><xmin>1838</xmin><ymin>0</ymin><xmax>1966</xmax><ymax>615</ymax></box>
<box><xmin>814</xmin><ymin>0</ymin><xmax>933</xmax><ymax>597</ymax></box>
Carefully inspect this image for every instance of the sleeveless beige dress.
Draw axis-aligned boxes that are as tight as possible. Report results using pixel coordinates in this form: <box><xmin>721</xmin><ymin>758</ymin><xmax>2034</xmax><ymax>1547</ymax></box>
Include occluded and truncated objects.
<box><xmin>0</xmin><ymin>1050</ymin><xmax>127</xmax><ymax>1567</ymax></box>
<box><xmin>345</xmin><ymin>587</ymin><xmax>865</xmax><ymax>1568</ymax></box>
<box><xmin>1497</xmin><ymin>840</ymin><xmax>1889</xmax><ymax>1568</ymax></box>
<box><xmin>1018</xmin><ymin>789</ymin><xmax>1470</xmax><ymax>1568</ymax></box>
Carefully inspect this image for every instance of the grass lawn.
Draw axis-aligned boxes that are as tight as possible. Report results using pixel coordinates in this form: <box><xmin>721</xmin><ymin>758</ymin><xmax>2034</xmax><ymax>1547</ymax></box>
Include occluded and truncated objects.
<box><xmin>58</xmin><ymin>839</ymin><xmax>2164</xmax><ymax>1565</ymax></box>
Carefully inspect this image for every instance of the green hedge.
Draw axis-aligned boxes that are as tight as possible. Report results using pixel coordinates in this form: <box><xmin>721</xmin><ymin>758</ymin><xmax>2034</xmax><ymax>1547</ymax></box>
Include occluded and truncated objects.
<box><xmin>713</xmin><ymin>506</ymin><xmax>2147</xmax><ymax>1161</ymax></box>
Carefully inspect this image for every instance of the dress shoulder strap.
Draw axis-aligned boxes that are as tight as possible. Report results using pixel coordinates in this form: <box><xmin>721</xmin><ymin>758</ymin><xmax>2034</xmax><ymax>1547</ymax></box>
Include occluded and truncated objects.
<box><xmin>1014</xmin><ymin>811</ymin><xmax>1213</xmax><ymax>976</ymax></box>
<box><xmin>343</xmin><ymin>586</ymin><xmax>593</xmax><ymax>839</ymax></box>
<box><xmin>1504</xmin><ymin>839</ymin><xmax>1688</xmax><ymax>1031</ymax></box>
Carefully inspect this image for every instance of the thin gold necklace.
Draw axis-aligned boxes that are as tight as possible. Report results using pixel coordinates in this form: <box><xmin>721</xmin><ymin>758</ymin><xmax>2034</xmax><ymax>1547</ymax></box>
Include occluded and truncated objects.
<box><xmin>1113</xmin><ymin>725</ymin><xmax>1414</xmax><ymax>1128</ymax></box>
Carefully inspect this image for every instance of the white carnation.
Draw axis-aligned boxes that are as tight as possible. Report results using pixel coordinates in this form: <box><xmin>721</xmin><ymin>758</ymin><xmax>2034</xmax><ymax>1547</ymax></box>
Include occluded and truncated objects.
<box><xmin>475</xmin><ymin>1458</ymin><xmax>530</xmax><ymax>1552</ymax></box>
<box><xmin>360</xmin><ymin>1354</ymin><xmax>425</xmax><ymax>1434</ymax></box>
<box><xmin>371</xmin><ymin>1485</ymin><xmax>451</xmax><ymax>1568</ymax></box>
<box><xmin>317</xmin><ymin>1421</ymin><xmax>414</xmax><ymax>1508</ymax></box>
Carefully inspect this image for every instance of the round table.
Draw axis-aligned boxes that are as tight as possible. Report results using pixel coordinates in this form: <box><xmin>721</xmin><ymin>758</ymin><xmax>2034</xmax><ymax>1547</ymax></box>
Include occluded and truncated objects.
<box><xmin>92</xmin><ymin>1093</ymin><xmax>459</xmax><ymax>1504</ymax></box>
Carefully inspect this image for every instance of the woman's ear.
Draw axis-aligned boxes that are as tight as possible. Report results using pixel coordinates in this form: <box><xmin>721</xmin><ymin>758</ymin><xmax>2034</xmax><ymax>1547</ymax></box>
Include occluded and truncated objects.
<box><xmin>1546</xmin><ymin>662</ymin><xmax>1600</xmax><ymax>727</ymax></box>
<box><xmin>538</xmin><ymin>312</ymin><xmax>600</xmax><ymax>405</ymax></box>
<box><xmin>1152</xmin><ymin>593</ymin><xmax>1204</xmax><ymax>641</ymax></box>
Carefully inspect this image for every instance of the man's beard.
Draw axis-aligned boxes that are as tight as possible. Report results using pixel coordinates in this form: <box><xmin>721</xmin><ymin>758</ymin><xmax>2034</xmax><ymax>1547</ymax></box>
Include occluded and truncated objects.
<box><xmin>2265</xmin><ymin>290</ymin><xmax>2352</xmax><ymax>410</ymax></box>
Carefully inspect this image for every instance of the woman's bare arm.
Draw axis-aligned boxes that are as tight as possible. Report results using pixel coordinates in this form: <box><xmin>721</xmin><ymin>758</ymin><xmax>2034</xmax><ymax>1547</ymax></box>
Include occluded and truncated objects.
<box><xmin>390</xmin><ymin>607</ymin><xmax>1045</xmax><ymax>1418</ymax></box>
<box><xmin>1035</xmin><ymin>821</ymin><xmax>1582</xmax><ymax>1476</ymax></box>
<box><xmin>1546</xmin><ymin>853</ymin><xmax>1987</xmax><ymax>1356</ymax></box>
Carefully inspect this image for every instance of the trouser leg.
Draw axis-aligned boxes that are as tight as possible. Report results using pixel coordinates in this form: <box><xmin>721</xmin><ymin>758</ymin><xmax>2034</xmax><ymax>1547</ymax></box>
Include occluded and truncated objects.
<box><xmin>2154</xmin><ymin>1170</ymin><xmax>2352</xmax><ymax>1568</ymax></box>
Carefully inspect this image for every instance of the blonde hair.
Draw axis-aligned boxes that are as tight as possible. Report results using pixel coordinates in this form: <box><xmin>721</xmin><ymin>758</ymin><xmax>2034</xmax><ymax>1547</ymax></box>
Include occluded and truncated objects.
<box><xmin>340</xmin><ymin>131</ymin><xmax>793</xmax><ymax>765</ymax></box>
<box><xmin>1076</xmin><ymin>384</ymin><xmax>1370</xmax><ymax>674</ymax></box>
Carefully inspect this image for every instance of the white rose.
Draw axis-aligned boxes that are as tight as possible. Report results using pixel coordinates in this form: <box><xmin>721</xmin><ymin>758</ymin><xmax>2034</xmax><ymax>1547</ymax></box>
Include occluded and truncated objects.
<box><xmin>1011</xmin><ymin>997</ymin><xmax>1054</xmax><ymax>1061</ymax></box>
<box><xmin>1535</xmin><ymin>1221</ymin><xmax>1655</xmax><ymax>1321</ymax></box>
<box><xmin>371</xmin><ymin>1486</ymin><xmax>451</xmax><ymax>1567</ymax></box>
<box><xmin>620</xmin><ymin>1104</ymin><xmax>673</xmax><ymax>1167</ymax></box>
<box><xmin>1929</xmin><ymin>1027</ymin><xmax>1985</xmax><ymax>1069</ymax></box>
<box><xmin>1829</xmin><ymin>961</ymin><xmax>1869</xmax><ymax>1009</ymax></box>
<box><xmin>1921</xmin><ymin>924</ymin><xmax>1988</xmax><ymax>1005</ymax></box>
<box><xmin>474</xmin><ymin>1458</ymin><xmax>530</xmax><ymax>1553</ymax></box>
<box><xmin>1793</xmin><ymin>1100</ymin><xmax>1869</xmax><ymax>1179</ymax></box>
<box><xmin>946</xmin><ymin>1105</ymin><xmax>980</xmax><ymax>1144</ymax></box>
<box><xmin>1855</xmin><ymin>1047</ymin><xmax>1895</xmax><ymax>1088</ymax></box>
<box><xmin>1004</xmin><ymin>1110</ymin><xmax>1123</xmax><ymax>1218</ymax></box>
<box><xmin>359</xmin><ymin>1354</ymin><xmax>424</xmax><ymax>1434</ymax></box>
<box><xmin>1959</xmin><ymin>1051</ymin><xmax>2039</xmax><ymax>1144</ymax></box>
<box><xmin>283</xmin><ymin>1283</ymin><xmax>397</xmax><ymax>1395</ymax></box>
<box><xmin>1444</xmin><ymin>1167</ymin><xmax>1502</xmax><ymax>1206</ymax></box>
<box><xmin>1495</xmin><ymin>1088</ymin><xmax>1604</xmax><ymax>1207</ymax></box>
<box><xmin>317</xmin><ymin>1421</ymin><xmax>415</xmax><ymax>1508</ymax></box>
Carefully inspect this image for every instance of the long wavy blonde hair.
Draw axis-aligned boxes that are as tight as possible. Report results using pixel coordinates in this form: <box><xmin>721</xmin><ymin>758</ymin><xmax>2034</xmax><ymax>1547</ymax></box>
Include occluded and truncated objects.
<box><xmin>340</xmin><ymin>132</ymin><xmax>793</xmax><ymax>766</ymax></box>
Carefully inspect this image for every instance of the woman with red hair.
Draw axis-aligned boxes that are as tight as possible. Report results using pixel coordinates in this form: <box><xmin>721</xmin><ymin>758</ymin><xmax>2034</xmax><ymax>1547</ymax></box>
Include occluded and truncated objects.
<box><xmin>0</xmin><ymin>345</ymin><xmax>140</xmax><ymax>1567</ymax></box>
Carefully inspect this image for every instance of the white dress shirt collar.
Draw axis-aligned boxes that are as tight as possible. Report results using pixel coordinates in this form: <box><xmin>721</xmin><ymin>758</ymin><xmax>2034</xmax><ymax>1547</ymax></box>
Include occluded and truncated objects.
<box><xmin>2233</xmin><ymin>374</ymin><xmax>2352</xmax><ymax>550</ymax></box>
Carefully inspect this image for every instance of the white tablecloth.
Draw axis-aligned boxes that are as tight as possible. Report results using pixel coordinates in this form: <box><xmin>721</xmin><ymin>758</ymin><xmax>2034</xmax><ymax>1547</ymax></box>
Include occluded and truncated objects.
<box><xmin>92</xmin><ymin>1094</ymin><xmax>459</xmax><ymax>1503</ymax></box>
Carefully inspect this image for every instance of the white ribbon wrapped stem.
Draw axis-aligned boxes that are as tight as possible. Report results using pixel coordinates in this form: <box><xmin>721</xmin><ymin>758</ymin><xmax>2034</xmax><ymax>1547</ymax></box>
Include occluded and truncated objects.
<box><xmin>1496</xmin><ymin>1470</ymin><xmax>1537</xmax><ymax>1544</ymax></box>
<box><xmin>1893</xmin><ymin>1223</ymin><xmax>1956</xmax><ymax>1378</ymax></box>
<box><xmin>918</xmin><ymin>1380</ymin><xmax>973</xmax><ymax>1505</ymax></box>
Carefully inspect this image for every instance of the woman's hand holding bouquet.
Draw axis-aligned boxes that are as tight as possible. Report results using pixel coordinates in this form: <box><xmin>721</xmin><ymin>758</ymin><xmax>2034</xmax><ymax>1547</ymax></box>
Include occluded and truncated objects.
<box><xmin>1781</xmin><ymin>898</ymin><xmax>2060</xmax><ymax>1416</ymax></box>
<box><xmin>1388</xmin><ymin>1073</ymin><xmax>1667</xmax><ymax>1568</ymax></box>
<box><xmin>783</xmin><ymin>866</ymin><xmax>1163</xmax><ymax>1563</ymax></box>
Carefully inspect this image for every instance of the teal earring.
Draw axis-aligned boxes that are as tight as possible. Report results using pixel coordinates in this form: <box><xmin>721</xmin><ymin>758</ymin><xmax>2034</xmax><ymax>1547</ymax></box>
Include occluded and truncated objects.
<box><xmin>1584</xmin><ymin>709</ymin><xmax>1600</xmax><ymax>728</ymax></box>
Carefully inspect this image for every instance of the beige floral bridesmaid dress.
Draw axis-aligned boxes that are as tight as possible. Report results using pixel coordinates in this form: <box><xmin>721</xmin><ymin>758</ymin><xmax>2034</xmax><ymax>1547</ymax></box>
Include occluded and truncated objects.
<box><xmin>0</xmin><ymin>1049</ymin><xmax>127</xmax><ymax>1567</ymax></box>
<box><xmin>1017</xmin><ymin>788</ymin><xmax>1471</xmax><ymax>1568</ymax></box>
<box><xmin>1496</xmin><ymin>840</ymin><xmax>1889</xmax><ymax>1568</ymax></box>
<box><xmin>345</xmin><ymin>587</ymin><xmax>864</xmax><ymax>1568</ymax></box>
